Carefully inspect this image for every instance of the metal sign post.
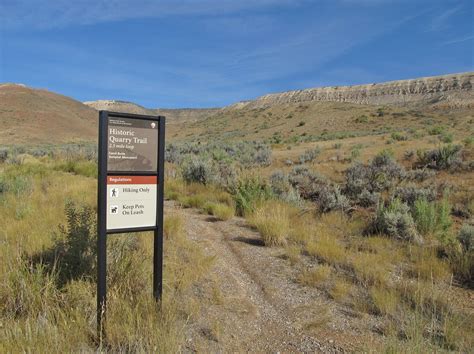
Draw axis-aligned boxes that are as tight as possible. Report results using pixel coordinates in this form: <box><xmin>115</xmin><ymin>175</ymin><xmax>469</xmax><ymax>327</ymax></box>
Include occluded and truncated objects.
<box><xmin>97</xmin><ymin>111</ymin><xmax>165</xmax><ymax>336</ymax></box>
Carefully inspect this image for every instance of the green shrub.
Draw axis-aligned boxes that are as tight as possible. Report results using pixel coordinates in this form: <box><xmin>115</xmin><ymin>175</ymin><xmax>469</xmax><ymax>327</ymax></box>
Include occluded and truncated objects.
<box><xmin>391</xmin><ymin>132</ymin><xmax>408</xmax><ymax>141</ymax></box>
<box><xmin>463</xmin><ymin>136</ymin><xmax>473</xmax><ymax>147</ymax></box>
<box><xmin>440</xmin><ymin>132</ymin><xmax>454</xmax><ymax>143</ymax></box>
<box><xmin>412</xmin><ymin>197</ymin><xmax>453</xmax><ymax>246</ymax></box>
<box><xmin>350</xmin><ymin>147</ymin><xmax>361</xmax><ymax>161</ymax></box>
<box><xmin>232</xmin><ymin>176</ymin><xmax>273</xmax><ymax>216</ymax></box>
<box><xmin>416</xmin><ymin>145</ymin><xmax>462</xmax><ymax>170</ymax></box>
<box><xmin>428</xmin><ymin>125</ymin><xmax>445</xmax><ymax>135</ymax></box>
<box><xmin>0</xmin><ymin>174</ymin><xmax>33</xmax><ymax>196</ymax></box>
<box><xmin>34</xmin><ymin>201</ymin><xmax>97</xmax><ymax>286</ymax></box>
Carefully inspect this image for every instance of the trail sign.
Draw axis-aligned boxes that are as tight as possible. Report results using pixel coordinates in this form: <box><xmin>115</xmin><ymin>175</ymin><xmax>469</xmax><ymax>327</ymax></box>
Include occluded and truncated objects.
<box><xmin>107</xmin><ymin>117</ymin><xmax>158</xmax><ymax>172</ymax></box>
<box><xmin>106</xmin><ymin>176</ymin><xmax>158</xmax><ymax>230</ymax></box>
<box><xmin>97</xmin><ymin>111</ymin><xmax>165</xmax><ymax>335</ymax></box>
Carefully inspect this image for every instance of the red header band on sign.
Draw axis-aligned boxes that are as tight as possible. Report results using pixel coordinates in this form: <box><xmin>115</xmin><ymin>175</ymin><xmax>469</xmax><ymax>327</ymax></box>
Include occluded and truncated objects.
<box><xmin>107</xmin><ymin>176</ymin><xmax>158</xmax><ymax>185</ymax></box>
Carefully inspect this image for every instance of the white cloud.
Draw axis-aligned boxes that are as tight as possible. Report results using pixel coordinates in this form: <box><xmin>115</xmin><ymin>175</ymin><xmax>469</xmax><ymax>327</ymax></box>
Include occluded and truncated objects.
<box><xmin>427</xmin><ymin>4</ymin><xmax>463</xmax><ymax>32</ymax></box>
<box><xmin>1</xmin><ymin>0</ymin><xmax>310</xmax><ymax>29</ymax></box>
<box><xmin>441</xmin><ymin>35</ymin><xmax>474</xmax><ymax>45</ymax></box>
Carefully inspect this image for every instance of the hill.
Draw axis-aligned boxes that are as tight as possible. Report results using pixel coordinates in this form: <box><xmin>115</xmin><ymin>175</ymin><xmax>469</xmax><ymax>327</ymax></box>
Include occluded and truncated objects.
<box><xmin>0</xmin><ymin>84</ymin><xmax>97</xmax><ymax>144</ymax></box>
<box><xmin>230</xmin><ymin>72</ymin><xmax>473</xmax><ymax>109</ymax></box>
<box><xmin>166</xmin><ymin>72</ymin><xmax>473</xmax><ymax>142</ymax></box>
<box><xmin>1</xmin><ymin>72</ymin><xmax>472</xmax><ymax>145</ymax></box>
<box><xmin>84</xmin><ymin>100</ymin><xmax>220</xmax><ymax>124</ymax></box>
<box><xmin>83</xmin><ymin>99</ymin><xmax>153</xmax><ymax>115</ymax></box>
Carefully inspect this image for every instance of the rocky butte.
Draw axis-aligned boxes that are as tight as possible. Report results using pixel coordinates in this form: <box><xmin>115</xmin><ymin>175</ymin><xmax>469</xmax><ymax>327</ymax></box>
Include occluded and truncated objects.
<box><xmin>230</xmin><ymin>72</ymin><xmax>474</xmax><ymax>109</ymax></box>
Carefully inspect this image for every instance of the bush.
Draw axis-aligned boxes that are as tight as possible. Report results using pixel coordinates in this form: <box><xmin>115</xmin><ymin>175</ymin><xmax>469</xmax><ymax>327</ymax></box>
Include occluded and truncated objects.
<box><xmin>299</xmin><ymin>147</ymin><xmax>321</xmax><ymax>164</ymax></box>
<box><xmin>316</xmin><ymin>185</ymin><xmax>350</xmax><ymax>212</ymax></box>
<box><xmin>416</xmin><ymin>145</ymin><xmax>463</xmax><ymax>170</ymax></box>
<box><xmin>391</xmin><ymin>132</ymin><xmax>408</xmax><ymax>141</ymax></box>
<box><xmin>440</xmin><ymin>132</ymin><xmax>454</xmax><ymax>143</ymax></box>
<box><xmin>372</xmin><ymin>199</ymin><xmax>422</xmax><ymax>244</ymax></box>
<box><xmin>406</xmin><ymin>168</ymin><xmax>436</xmax><ymax>182</ymax></box>
<box><xmin>412</xmin><ymin>197</ymin><xmax>453</xmax><ymax>246</ymax></box>
<box><xmin>0</xmin><ymin>148</ymin><xmax>9</xmax><ymax>163</ymax></box>
<box><xmin>357</xmin><ymin>189</ymin><xmax>380</xmax><ymax>207</ymax></box>
<box><xmin>428</xmin><ymin>125</ymin><xmax>445</xmax><ymax>135</ymax></box>
<box><xmin>449</xmin><ymin>225</ymin><xmax>474</xmax><ymax>284</ymax></box>
<box><xmin>232</xmin><ymin>176</ymin><xmax>273</xmax><ymax>216</ymax></box>
<box><xmin>404</xmin><ymin>150</ymin><xmax>415</xmax><ymax>161</ymax></box>
<box><xmin>0</xmin><ymin>175</ymin><xmax>33</xmax><ymax>196</ymax></box>
<box><xmin>269</xmin><ymin>170</ymin><xmax>301</xmax><ymax>205</ymax></box>
<box><xmin>214</xmin><ymin>162</ymin><xmax>238</xmax><ymax>189</ymax></box>
<box><xmin>394</xmin><ymin>184</ymin><xmax>436</xmax><ymax>206</ymax></box>
<box><xmin>463</xmin><ymin>136</ymin><xmax>474</xmax><ymax>147</ymax></box>
<box><xmin>345</xmin><ymin>151</ymin><xmax>405</xmax><ymax>201</ymax></box>
<box><xmin>458</xmin><ymin>224</ymin><xmax>474</xmax><ymax>252</ymax></box>
<box><xmin>35</xmin><ymin>201</ymin><xmax>97</xmax><ymax>286</ymax></box>
<box><xmin>355</xmin><ymin>115</ymin><xmax>369</xmax><ymax>123</ymax></box>
<box><xmin>181</xmin><ymin>157</ymin><xmax>215</xmax><ymax>185</ymax></box>
<box><xmin>166</xmin><ymin>141</ymin><xmax>272</xmax><ymax>167</ymax></box>
<box><xmin>288</xmin><ymin>166</ymin><xmax>329</xmax><ymax>200</ymax></box>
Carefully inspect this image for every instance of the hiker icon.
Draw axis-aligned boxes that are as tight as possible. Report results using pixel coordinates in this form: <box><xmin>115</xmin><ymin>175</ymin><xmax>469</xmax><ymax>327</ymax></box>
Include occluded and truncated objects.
<box><xmin>110</xmin><ymin>187</ymin><xmax>119</xmax><ymax>198</ymax></box>
<box><xmin>110</xmin><ymin>205</ymin><xmax>119</xmax><ymax>214</ymax></box>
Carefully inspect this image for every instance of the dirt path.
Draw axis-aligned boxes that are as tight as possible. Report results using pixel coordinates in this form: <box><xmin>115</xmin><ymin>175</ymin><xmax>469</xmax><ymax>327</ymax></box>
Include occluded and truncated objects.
<box><xmin>165</xmin><ymin>201</ymin><xmax>383</xmax><ymax>352</ymax></box>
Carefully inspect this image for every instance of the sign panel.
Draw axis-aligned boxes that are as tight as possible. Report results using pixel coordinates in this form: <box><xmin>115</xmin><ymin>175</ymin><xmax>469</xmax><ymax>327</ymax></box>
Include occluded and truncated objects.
<box><xmin>106</xmin><ymin>175</ymin><xmax>157</xmax><ymax>230</ymax></box>
<box><xmin>97</xmin><ymin>111</ymin><xmax>165</xmax><ymax>333</ymax></box>
<box><xmin>108</xmin><ymin>117</ymin><xmax>158</xmax><ymax>172</ymax></box>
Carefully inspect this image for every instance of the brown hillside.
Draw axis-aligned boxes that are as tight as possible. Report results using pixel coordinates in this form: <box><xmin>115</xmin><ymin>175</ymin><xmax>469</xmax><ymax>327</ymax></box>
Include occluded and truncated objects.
<box><xmin>0</xmin><ymin>84</ymin><xmax>97</xmax><ymax>145</ymax></box>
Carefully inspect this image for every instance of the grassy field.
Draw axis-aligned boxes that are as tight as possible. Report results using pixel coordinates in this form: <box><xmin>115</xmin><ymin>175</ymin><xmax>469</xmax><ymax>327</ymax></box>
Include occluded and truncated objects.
<box><xmin>1</xmin><ymin>100</ymin><xmax>473</xmax><ymax>351</ymax></box>
<box><xmin>0</xmin><ymin>151</ymin><xmax>216</xmax><ymax>351</ymax></box>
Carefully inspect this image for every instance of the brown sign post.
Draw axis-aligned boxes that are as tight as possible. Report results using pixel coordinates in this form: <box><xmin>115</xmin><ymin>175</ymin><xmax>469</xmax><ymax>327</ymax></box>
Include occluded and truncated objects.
<box><xmin>97</xmin><ymin>111</ymin><xmax>165</xmax><ymax>338</ymax></box>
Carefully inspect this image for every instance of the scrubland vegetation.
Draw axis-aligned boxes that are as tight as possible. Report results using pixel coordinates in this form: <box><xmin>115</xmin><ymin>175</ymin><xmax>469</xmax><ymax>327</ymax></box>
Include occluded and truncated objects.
<box><xmin>0</xmin><ymin>147</ymin><xmax>214</xmax><ymax>351</ymax></box>
<box><xmin>1</xmin><ymin>104</ymin><xmax>473</xmax><ymax>351</ymax></box>
<box><xmin>162</xmin><ymin>132</ymin><xmax>473</xmax><ymax>351</ymax></box>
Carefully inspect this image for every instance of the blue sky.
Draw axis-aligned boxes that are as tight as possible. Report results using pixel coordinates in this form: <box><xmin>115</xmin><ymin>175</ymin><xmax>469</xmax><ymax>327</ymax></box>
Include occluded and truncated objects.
<box><xmin>0</xmin><ymin>0</ymin><xmax>472</xmax><ymax>108</ymax></box>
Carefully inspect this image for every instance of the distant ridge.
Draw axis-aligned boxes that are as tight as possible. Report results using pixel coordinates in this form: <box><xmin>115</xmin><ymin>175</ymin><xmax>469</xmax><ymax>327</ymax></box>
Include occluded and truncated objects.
<box><xmin>84</xmin><ymin>100</ymin><xmax>220</xmax><ymax>123</ymax></box>
<box><xmin>83</xmin><ymin>100</ymin><xmax>153</xmax><ymax>115</ymax></box>
<box><xmin>229</xmin><ymin>72</ymin><xmax>474</xmax><ymax>109</ymax></box>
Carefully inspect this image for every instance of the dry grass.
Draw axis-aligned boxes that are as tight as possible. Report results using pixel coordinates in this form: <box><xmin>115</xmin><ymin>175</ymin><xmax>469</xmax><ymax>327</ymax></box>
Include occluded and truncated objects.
<box><xmin>407</xmin><ymin>247</ymin><xmax>451</xmax><ymax>281</ymax></box>
<box><xmin>0</xmin><ymin>158</ymin><xmax>214</xmax><ymax>352</ymax></box>
<box><xmin>329</xmin><ymin>278</ymin><xmax>353</xmax><ymax>302</ymax></box>
<box><xmin>351</xmin><ymin>252</ymin><xmax>391</xmax><ymax>287</ymax></box>
<box><xmin>247</xmin><ymin>200</ymin><xmax>291</xmax><ymax>246</ymax></box>
<box><xmin>305</xmin><ymin>237</ymin><xmax>347</xmax><ymax>266</ymax></box>
<box><xmin>283</xmin><ymin>245</ymin><xmax>301</xmax><ymax>265</ymax></box>
<box><xmin>203</xmin><ymin>202</ymin><xmax>235</xmax><ymax>221</ymax></box>
<box><xmin>370</xmin><ymin>286</ymin><xmax>400</xmax><ymax>316</ymax></box>
<box><xmin>164</xmin><ymin>214</ymin><xmax>185</xmax><ymax>239</ymax></box>
<box><xmin>297</xmin><ymin>265</ymin><xmax>332</xmax><ymax>287</ymax></box>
